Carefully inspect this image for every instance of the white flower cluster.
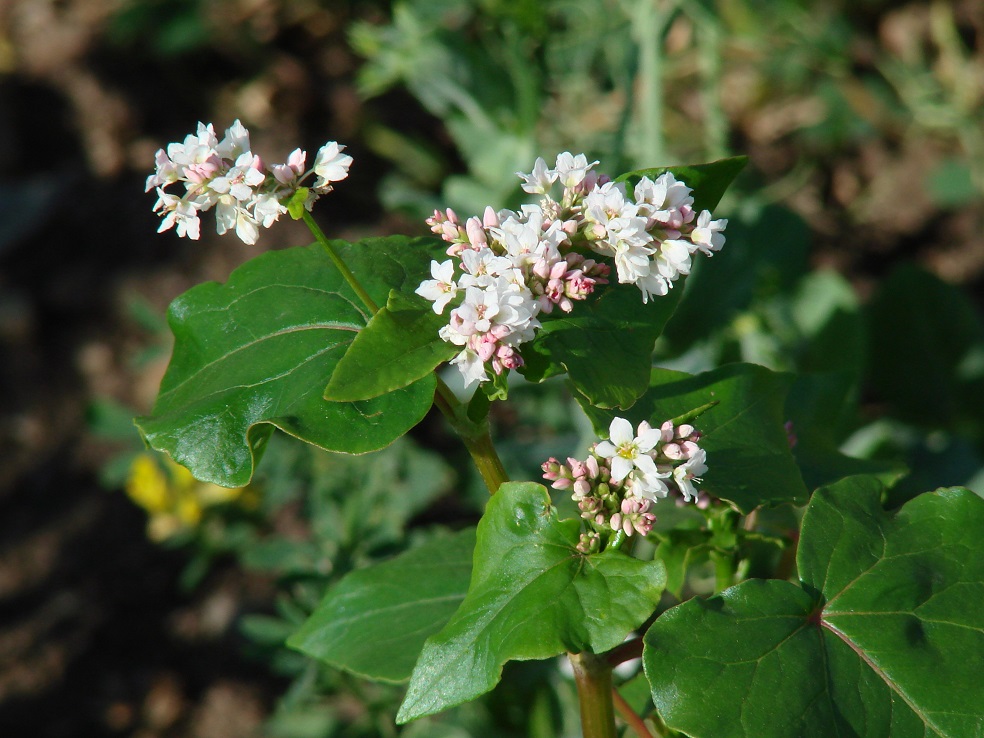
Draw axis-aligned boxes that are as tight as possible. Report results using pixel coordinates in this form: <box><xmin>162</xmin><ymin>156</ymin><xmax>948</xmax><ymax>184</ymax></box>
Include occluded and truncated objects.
<box><xmin>146</xmin><ymin>120</ymin><xmax>353</xmax><ymax>245</ymax></box>
<box><xmin>417</xmin><ymin>153</ymin><xmax>727</xmax><ymax>388</ymax></box>
<box><xmin>542</xmin><ymin>417</ymin><xmax>708</xmax><ymax>550</ymax></box>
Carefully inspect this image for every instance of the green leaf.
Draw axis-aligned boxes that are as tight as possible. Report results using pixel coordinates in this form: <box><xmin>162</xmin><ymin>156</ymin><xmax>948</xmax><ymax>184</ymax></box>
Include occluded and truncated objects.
<box><xmin>288</xmin><ymin>528</ymin><xmax>476</xmax><ymax>683</ymax></box>
<box><xmin>616</xmin><ymin>156</ymin><xmax>748</xmax><ymax>213</ymax></box>
<box><xmin>325</xmin><ymin>296</ymin><xmax>457</xmax><ymax>402</ymax></box>
<box><xmin>645</xmin><ymin>477</ymin><xmax>984</xmax><ymax>738</ymax></box>
<box><xmin>398</xmin><ymin>482</ymin><xmax>666</xmax><ymax>723</ymax></box>
<box><xmin>579</xmin><ymin>363</ymin><xmax>809</xmax><ymax>512</ymax></box>
<box><xmin>519</xmin><ymin>281</ymin><xmax>684</xmax><ymax>409</ymax></box>
<box><xmin>136</xmin><ymin>237</ymin><xmax>443</xmax><ymax>487</ymax></box>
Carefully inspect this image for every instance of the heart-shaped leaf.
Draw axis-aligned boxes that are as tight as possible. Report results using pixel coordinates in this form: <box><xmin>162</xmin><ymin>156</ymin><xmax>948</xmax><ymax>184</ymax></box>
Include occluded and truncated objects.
<box><xmin>645</xmin><ymin>477</ymin><xmax>984</xmax><ymax>738</ymax></box>
<box><xmin>397</xmin><ymin>482</ymin><xmax>666</xmax><ymax>723</ymax></box>
<box><xmin>579</xmin><ymin>363</ymin><xmax>809</xmax><ymax>512</ymax></box>
<box><xmin>288</xmin><ymin>528</ymin><xmax>475</xmax><ymax>683</ymax></box>
<box><xmin>136</xmin><ymin>237</ymin><xmax>443</xmax><ymax>487</ymax></box>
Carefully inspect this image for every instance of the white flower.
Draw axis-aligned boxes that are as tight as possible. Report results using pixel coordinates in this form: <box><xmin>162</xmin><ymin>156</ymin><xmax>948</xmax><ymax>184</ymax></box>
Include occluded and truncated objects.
<box><xmin>517</xmin><ymin>156</ymin><xmax>557</xmax><ymax>194</ymax></box>
<box><xmin>253</xmin><ymin>193</ymin><xmax>286</xmax><ymax>228</ymax></box>
<box><xmin>653</xmin><ymin>238</ymin><xmax>692</xmax><ymax>281</ymax></box>
<box><xmin>635</xmin><ymin>172</ymin><xmax>694</xmax><ymax>231</ymax></box>
<box><xmin>584</xmin><ymin>182</ymin><xmax>634</xmax><ymax>230</ymax></box>
<box><xmin>154</xmin><ymin>190</ymin><xmax>201</xmax><ymax>240</ymax></box>
<box><xmin>453</xmin><ymin>286</ymin><xmax>500</xmax><ymax>335</ymax></box>
<box><xmin>458</xmin><ymin>248</ymin><xmax>513</xmax><ymax>288</ymax></box>
<box><xmin>166</xmin><ymin>122</ymin><xmax>219</xmax><ymax>169</ymax></box>
<box><xmin>150</xmin><ymin>120</ymin><xmax>352</xmax><ymax>245</ymax></box>
<box><xmin>450</xmin><ymin>347</ymin><xmax>488</xmax><ymax>387</ymax></box>
<box><xmin>210</xmin><ymin>152</ymin><xmax>265</xmax><ymax>201</ymax></box>
<box><xmin>595</xmin><ymin>417</ymin><xmax>662</xmax><ymax>483</ymax></box>
<box><xmin>554</xmin><ymin>152</ymin><xmax>598</xmax><ymax>189</ymax></box>
<box><xmin>635</xmin><ymin>273</ymin><xmax>670</xmax><ymax>303</ymax></box>
<box><xmin>492</xmin><ymin>208</ymin><xmax>566</xmax><ymax>263</ymax></box>
<box><xmin>490</xmin><ymin>276</ymin><xmax>539</xmax><ymax>338</ymax></box>
<box><xmin>631</xmin><ymin>472</ymin><xmax>671</xmax><ymax>503</ymax></box>
<box><xmin>611</xmin><ymin>238</ymin><xmax>656</xmax><ymax>285</ymax></box>
<box><xmin>673</xmin><ymin>448</ymin><xmax>707</xmax><ymax>502</ymax></box>
<box><xmin>216</xmin><ymin>119</ymin><xmax>252</xmax><ymax>160</ymax></box>
<box><xmin>690</xmin><ymin>210</ymin><xmax>727</xmax><ymax>255</ymax></box>
<box><xmin>215</xmin><ymin>198</ymin><xmax>259</xmax><ymax>245</ymax></box>
<box><xmin>416</xmin><ymin>259</ymin><xmax>459</xmax><ymax>314</ymax></box>
<box><xmin>312</xmin><ymin>142</ymin><xmax>353</xmax><ymax>188</ymax></box>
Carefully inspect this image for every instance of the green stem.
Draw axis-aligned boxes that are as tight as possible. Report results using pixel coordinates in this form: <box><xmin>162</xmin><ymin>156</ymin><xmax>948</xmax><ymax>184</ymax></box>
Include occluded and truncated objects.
<box><xmin>569</xmin><ymin>651</ymin><xmax>618</xmax><ymax>738</ymax></box>
<box><xmin>629</xmin><ymin>0</ymin><xmax>677</xmax><ymax>168</ymax></box>
<box><xmin>711</xmin><ymin>549</ymin><xmax>736</xmax><ymax>593</ymax></box>
<box><xmin>302</xmin><ymin>211</ymin><xmax>380</xmax><ymax>315</ymax></box>
<box><xmin>433</xmin><ymin>375</ymin><xmax>509</xmax><ymax>494</ymax></box>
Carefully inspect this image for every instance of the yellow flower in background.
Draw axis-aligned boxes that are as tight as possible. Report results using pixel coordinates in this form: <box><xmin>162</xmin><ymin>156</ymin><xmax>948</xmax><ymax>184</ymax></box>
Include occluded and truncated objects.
<box><xmin>125</xmin><ymin>453</ymin><xmax>247</xmax><ymax>541</ymax></box>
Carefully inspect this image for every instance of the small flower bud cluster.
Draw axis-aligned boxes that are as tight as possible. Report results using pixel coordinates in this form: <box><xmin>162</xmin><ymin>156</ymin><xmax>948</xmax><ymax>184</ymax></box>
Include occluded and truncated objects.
<box><xmin>417</xmin><ymin>152</ymin><xmax>727</xmax><ymax>387</ymax></box>
<box><xmin>146</xmin><ymin>120</ymin><xmax>353</xmax><ymax>245</ymax></box>
<box><xmin>542</xmin><ymin>416</ymin><xmax>707</xmax><ymax>545</ymax></box>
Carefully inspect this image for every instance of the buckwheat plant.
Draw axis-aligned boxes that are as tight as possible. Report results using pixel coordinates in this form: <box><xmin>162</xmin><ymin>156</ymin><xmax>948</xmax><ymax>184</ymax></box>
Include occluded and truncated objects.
<box><xmin>136</xmin><ymin>121</ymin><xmax>984</xmax><ymax>738</ymax></box>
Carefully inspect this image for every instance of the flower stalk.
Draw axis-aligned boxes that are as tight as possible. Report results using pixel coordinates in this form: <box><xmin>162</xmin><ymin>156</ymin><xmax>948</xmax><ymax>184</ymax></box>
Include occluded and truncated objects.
<box><xmin>302</xmin><ymin>211</ymin><xmax>381</xmax><ymax>315</ymax></box>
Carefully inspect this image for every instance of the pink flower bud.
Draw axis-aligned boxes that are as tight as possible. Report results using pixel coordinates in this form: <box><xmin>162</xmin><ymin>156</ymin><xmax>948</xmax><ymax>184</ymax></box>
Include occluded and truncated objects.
<box><xmin>568</xmin><ymin>458</ymin><xmax>588</xmax><ymax>478</ymax></box>
<box><xmin>663</xmin><ymin>443</ymin><xmax>685</xmax><ymax>460</ymax></box>
<box><xmin>585</xmin><ymin>455</ymin><xmax>600</xmax><ymax>478</ymax></box>
<box><xmin>441</xmin><ymin>222</ymin><xmax>460</xmax><ymax>241</ymax></box>
<box><xmin>573</xmin><ymin>479</ymin><xmax>591</xmax><ymax>497</ymax></box>
<box><xmin>495</xmin><ymin>345</ymin><xmax>523</xmax><ymax>370</ymax></box>
<box><xmin>465</xmin><ymin>217</ymin><xmax>487</xmax><ymax>248</ymax></box>
<box><xmin>482</xmin><ymin>206</ymin><xmax>500</xmax><ymax>228</ymax></box>
<box><xmin>677</xmin><ymin>424</ymin><xmax>694</xmax><ymax>439</ymax></box>
<box><xmin>474</xmin><ymin>334</ymin><xmax>497</xmax><ymax>362</ymax></box>
<box><xmin>541</xmin><ymin>458</ymin><xmax>561</xmax><ymax>480</ymax></box>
